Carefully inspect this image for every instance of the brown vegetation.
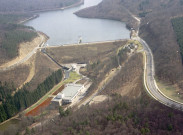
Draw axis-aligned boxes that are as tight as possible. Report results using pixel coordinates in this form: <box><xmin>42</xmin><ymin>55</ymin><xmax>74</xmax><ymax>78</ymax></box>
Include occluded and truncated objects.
<box><xmin>0</xmin><ymin>64</ymin><xmax>29</xmax><ymax>88</ymax></box>
<box><xmin>52</xmin><ymin>85</ymin><xmax>64</xmax><ymax>95</ymax></box>
<box><xmin>75</xmin><ymin>0</ymin><xmax>138</xmax><ymax>30</ymax></box>
<box><xmin>33</xmin><ymin>52</ymin><xmax>183</xmax><ymax>135</ymax></box>
<box><xmin>138</xmin><ymin>0</ymin><xmax>183</xmax><ymax>84</ymax></box>
<box><xmin>75</xmin><ymin>0</ymin><xmax>183</xmax><ymax>89</ymax></box>
<box><xmin>25</xmin><ymin>98</ymin><xmax>52</xmax><ymax>116</ymax></box>
<box><xmin>76</xmin><ymin>78</ymin><xmax>87</xmax><ymax>85</ymax></box>
<box><xmin>35</xmin><ymin>92</ymin><xmax>183</xmax><ymax>135</ymax></box>
<box><xmin>102</xmin><ymin>53</ymin><xmax>143</xmax><ymax>98</ymax></box>
<box><xmin>47</xmin><ymin>41</ymin><xmax>127</xmax><ymax>99</ymax></box>
<box><xmin>27</xmin><ymin>52</ymin><xmax>60</xmax><ymax>91</ymax></box>
<box><xmin>0</xmin><ymin>50</ymin><xmax>60</xmax><ymax>91</ymax></box>
<box><xmin>47</xmin><ymin>41</ymin><xmax>126</xmax><ymax>64</ymax></box>
<box><xmin>0</xmin><ymin>53</ymin><xmax>36</xmax><ymax>89</ymax></box>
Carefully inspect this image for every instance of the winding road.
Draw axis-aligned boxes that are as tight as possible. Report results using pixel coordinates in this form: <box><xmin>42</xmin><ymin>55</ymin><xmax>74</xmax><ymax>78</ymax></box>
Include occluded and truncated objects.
<box><xmin>130</xmin><ymin>13</ymin><xmax>183</xmax><ymax>110</ymax></box>
<box><xmin>138</xmin><ymin>36</ymin><xmax>183</xmax><ymax>110</ymax></box>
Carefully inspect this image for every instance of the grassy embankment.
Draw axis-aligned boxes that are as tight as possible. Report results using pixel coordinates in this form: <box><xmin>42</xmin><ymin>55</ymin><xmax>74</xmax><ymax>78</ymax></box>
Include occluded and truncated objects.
<box><xmin>46</xmin><ymin>41</ymin><xmax>125</xmax><ymax>64</ymax></box>
<box><xmin>156</xmin><ymin>80</ymin><xmax>183</xmax><ymax>103</ymax></box>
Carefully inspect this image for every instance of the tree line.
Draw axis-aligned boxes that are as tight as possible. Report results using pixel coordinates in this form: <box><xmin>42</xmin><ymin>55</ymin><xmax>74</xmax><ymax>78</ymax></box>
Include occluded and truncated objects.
<box><xmin>0</xmin><ymin>0</ymin><xmax>80</xmax><ymax>13</ymax></box>
<box><xmin>0</xmin><ymin>69</ymin><xmax>62</xmax><ymax>123</ymax></box>
<box><xmin>171</xmin><ymin>17</ymin><xmax>183</xmax><ymax>63</ymax></box>
<box><xmin>1</xmin><ymin>24</ymin><xmax>37</xmax><ymax>58</ymax></box>
<box><xmin>0</xmin><ymin>14</ymin><xmax>32</xmax><ymax>24</ymax></box>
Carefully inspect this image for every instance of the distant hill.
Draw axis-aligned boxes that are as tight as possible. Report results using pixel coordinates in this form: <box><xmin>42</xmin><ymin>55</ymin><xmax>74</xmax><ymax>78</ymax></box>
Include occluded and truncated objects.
<box><xmin>0</xmin><ymin>0</ymin><xmax>80</xmax><ymax>13</ymax></box>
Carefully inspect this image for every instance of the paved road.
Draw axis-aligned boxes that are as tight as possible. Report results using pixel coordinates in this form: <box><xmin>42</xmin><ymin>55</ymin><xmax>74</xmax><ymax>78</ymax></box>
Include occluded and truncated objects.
<box><xmin>137</xmin><ymin>36</ymin><xmax>183</xmax><ymax>110</ymax></box>
<box><xmin>128</xmin><ymin>9</ymin><xmax>183</xmax><ymax>110</ymax></box>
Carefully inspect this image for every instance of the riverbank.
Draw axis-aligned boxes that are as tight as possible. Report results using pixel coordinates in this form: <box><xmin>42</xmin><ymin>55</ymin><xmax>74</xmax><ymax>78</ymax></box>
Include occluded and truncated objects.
<box><xmin>18</xmin><ymin>0</ymin><xmax>84</xmax><ymax>24</ymax></box>
<box><xmin>18</xmin><ymin>14</ymin><xmax>39</xmax><ymax>24</ymax></box>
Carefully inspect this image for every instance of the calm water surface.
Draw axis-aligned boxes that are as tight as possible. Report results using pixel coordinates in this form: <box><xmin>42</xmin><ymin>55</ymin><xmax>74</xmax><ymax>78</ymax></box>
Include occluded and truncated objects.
<box><xmin>25</xmin><ymin>0</ymin><xmax>130</xmax><ymax>45</ymax></box>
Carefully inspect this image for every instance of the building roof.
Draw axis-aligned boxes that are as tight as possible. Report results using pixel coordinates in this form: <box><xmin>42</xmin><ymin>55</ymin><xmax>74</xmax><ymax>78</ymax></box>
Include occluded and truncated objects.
<box><xmin>61</xmin><ymin>84</ymin><xmax>83</xmax><ymax>101</ymax></box>
<box><xmin>52</xmin><ymin>83</ymin><xmax>83</xmax><ymax>102</ymax></box>
<box><xmin>52</xmin><ymin>94</ymin><xmax>62</xmax><ymax>102</ymax></box>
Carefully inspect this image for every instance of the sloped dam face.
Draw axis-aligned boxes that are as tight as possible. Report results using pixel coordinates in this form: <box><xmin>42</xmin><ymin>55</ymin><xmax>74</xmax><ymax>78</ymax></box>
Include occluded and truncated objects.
<box><xmin>25</xmin><ymin>0</ymin><xmax>130</xmax><ymax>46</ymax></box>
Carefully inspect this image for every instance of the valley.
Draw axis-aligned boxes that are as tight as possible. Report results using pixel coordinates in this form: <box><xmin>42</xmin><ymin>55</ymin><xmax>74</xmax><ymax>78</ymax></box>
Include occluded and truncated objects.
<box><xmin>1</xmin><ymin>0</ymin><xmax>183</xmax><ymax>135</ymax></box>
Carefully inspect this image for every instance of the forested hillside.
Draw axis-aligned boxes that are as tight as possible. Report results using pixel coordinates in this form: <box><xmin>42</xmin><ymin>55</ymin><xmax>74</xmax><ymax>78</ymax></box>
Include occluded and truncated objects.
<box><xmin>0</xmin><ymin>14</ymin><xmax>32</xmax><ymax>24</ymax></box>
<box><xmin>37</xmin><ymin>93</ymin><xmax>183</xmax><ymax>135</ymax></box>
<box><xmin>0</xmin><ymin>69</ymin><xmax>62</xmax><ymax>123</ymax></box>
<box><xmin>0</xmin><ymin>15</ymin><xmax>38</xmax><ymax>64</ymax></box>
<box><xmin>0</xmin><ymin>0</ymin><xmax>80</xmax><ymax>13</ymax></box>
<box><xmin>0</xmin><ymin>24</ymin><xmax>37</xmax><ymax>58</ymax></box>
<box><xmin>172</xmin><ymin>17</ymin><xmax>183</xmax><ymax>63</ymax></box>
<box><xmin>75</xmin><ymin>0</ymin><xmax>138</xmax><ymax>30</ymax></box>
<box><xmin>34</xmin><ymin>53</ymin><xmax>183</xmax><ymax>135</ymax></box>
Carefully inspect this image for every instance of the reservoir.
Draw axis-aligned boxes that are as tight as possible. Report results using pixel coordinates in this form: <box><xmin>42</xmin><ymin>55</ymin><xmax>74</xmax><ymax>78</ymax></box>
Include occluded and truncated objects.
<box><xmin>25</xmin><ymin>0</ymin><xmax>130</xmax><ymax>46</ymax></box>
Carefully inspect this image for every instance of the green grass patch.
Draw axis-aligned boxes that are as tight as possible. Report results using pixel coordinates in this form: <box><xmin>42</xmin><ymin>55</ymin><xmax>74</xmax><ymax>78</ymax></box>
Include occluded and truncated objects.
<box><xmin>156</xmin><ymin>80</ymin><xmax>183</xmax><ymax>103</ymax></box>
<box><xmin>64</xmin><ymin>71</ymin><xmax>82</xmax><ymax>84</ymax></box>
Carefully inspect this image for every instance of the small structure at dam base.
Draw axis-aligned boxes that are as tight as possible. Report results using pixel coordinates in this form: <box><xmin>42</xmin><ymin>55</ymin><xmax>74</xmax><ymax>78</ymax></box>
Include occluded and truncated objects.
<box><xmin>51</xmin><ymin>83</ymin><xmax>84</xmax><ymax>108</ymax></box>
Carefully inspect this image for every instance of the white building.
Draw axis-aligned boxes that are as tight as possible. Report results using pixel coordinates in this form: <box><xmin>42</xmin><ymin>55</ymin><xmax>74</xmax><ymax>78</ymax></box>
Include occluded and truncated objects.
<box><xmin>51</xmin><ymin>83</ymin><xmax>84</xmax><ymax>107</ymax></box>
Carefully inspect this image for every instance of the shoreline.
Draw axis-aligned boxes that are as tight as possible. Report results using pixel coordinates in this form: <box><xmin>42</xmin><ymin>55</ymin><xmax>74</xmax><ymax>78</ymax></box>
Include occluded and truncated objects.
<box><xmin>74</xmin><ymin>3</ymin><xmax>138</xmax><ymax>31</ymax></box>
<box><xmin>18</xmin><ymin>14</ymin><xmax>39</xmax><ymax>24</ymax></box>
<box><xmin>30</xmin><ymin>0</ymin><xmax>84</xmax><ymax>13</ymax></box>
<box><xmin>19</xmin><ymin>0</ymin><xmax>84</xmax><ymax>24</ymax></box>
